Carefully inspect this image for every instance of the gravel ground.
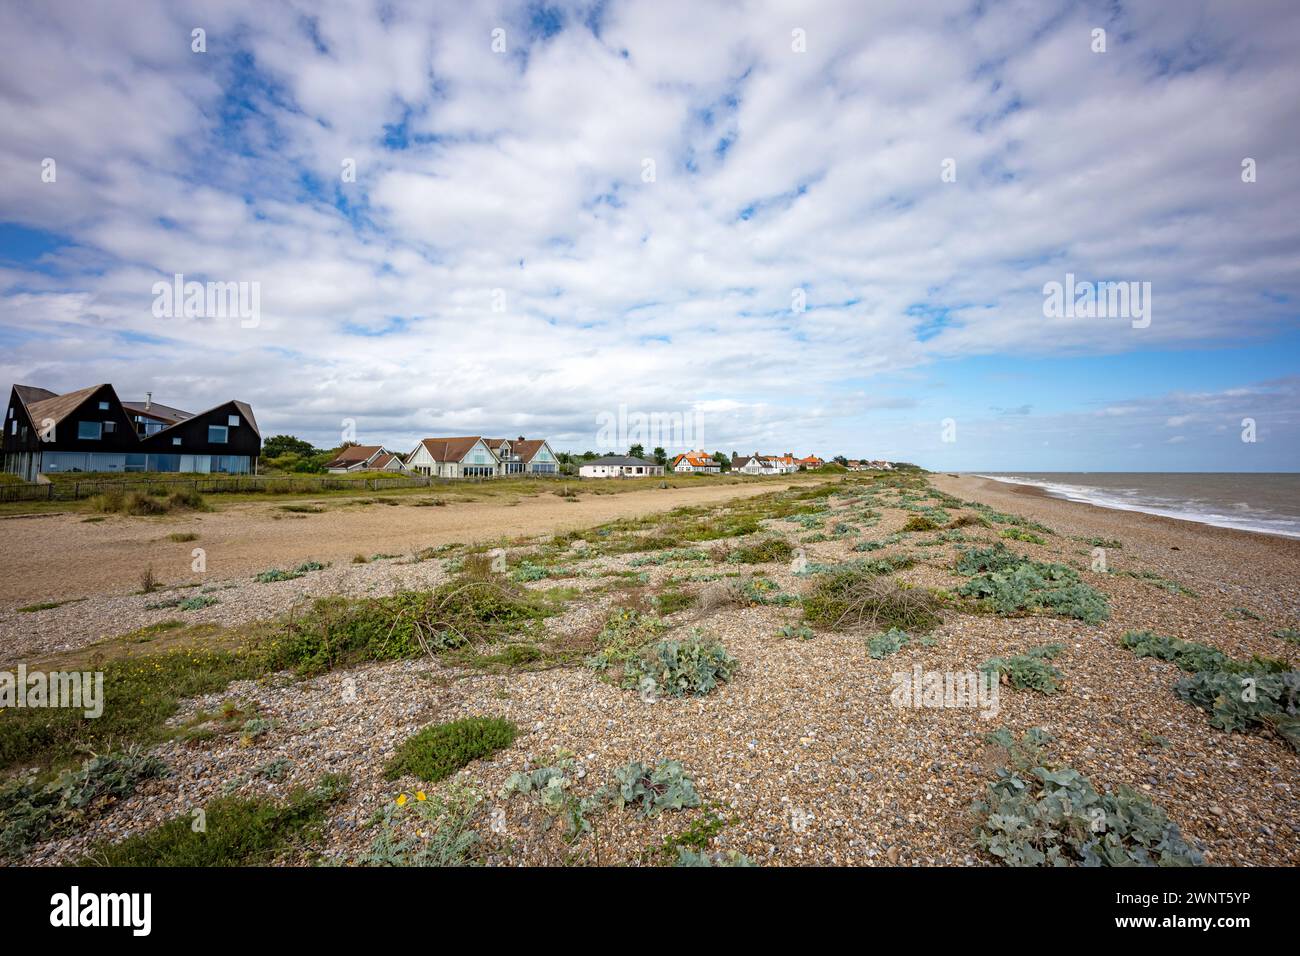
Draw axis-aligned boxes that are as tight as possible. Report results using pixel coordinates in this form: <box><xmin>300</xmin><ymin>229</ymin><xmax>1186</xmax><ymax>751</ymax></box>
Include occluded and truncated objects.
<box><xmin>13</xmin><ymin>473</ymin><xmax>1300</xmax><ymax>867</ymax></box>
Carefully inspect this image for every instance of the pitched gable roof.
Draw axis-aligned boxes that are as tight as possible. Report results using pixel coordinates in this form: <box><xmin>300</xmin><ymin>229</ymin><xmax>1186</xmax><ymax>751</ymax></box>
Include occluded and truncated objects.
<box><xmin>512</xmin><ymin>439</ymin><xmax>548</xmax><ymax>462</ymax></box>
<box><xmin>121</xmin><ymin>400</ymin><xmax>194</xmax><ymax>424</ymax></box>
<box><xmin>418</xmin><ymin>437</ymin><xmax>493</xmax><ymax>463</ymax></box>
<box><xmin>13</xmin><ymin>384</ymin><xmax>58</xmax><ymax>407</ymax></box>
<box><xmin>672</xmin><ymin>451</ymin><xmax>715</xmax><ymax>468</ymax></box>
<box><xmin>324</xmin><ymin>444</ymin><xmax>384</xmax><ymax>467</ymax></box>
<box><xmin>24</xmin><ymin>384</ymin><xmax>107</xmax><ymax>428</ymax></box>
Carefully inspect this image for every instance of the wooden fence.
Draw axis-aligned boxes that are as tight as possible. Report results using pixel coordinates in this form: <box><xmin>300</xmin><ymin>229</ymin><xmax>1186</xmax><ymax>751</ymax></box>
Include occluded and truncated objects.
<box><xmin>0</xmin><ymin>471</ymin><xmax>570</xmax><ymax>503</ymax></box>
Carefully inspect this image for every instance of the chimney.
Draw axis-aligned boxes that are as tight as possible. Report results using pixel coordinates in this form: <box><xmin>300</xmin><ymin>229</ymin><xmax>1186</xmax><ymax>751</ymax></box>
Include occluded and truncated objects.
<box><xmin>145</xmin><ymin>391</ymin><xmax>152</xmax><ymax>410</ymax></box>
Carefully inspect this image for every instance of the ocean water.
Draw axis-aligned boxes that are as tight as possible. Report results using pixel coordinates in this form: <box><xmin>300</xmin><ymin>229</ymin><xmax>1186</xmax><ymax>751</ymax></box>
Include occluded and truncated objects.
<box><xmin>973</xmin><ymin>472</ymin><xmax>1300</xmax><ymax>539</ymax></box>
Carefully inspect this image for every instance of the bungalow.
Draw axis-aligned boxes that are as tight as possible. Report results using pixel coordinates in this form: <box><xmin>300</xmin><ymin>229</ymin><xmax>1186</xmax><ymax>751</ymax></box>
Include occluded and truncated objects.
<box><xmin>734</xmin><ymin>452</ymin><xmax>798</xmax><ymax>476</ymax></box>
<box><xmin>2</xmin><ymin>383</ymin><xmax>259</xmax><ymax>481</ymax></box>
<box><xmin>670</xmin><ymin>450</ymin><xmax>721</xmax><ymax>474</ymax></box>
<box><xmin>578</xmin><ymin>455</ymin><xmax>664</xmax><ymax>478</ymax></box>
<box><xmin>405</xmin><ymin>435</ymin><xmax>558</xmax><ymax>478</ymax></box>
<box><xmin>324</xmin><ymin>444</ymin><xmax>407</xmax><ymax>473</ymax></box>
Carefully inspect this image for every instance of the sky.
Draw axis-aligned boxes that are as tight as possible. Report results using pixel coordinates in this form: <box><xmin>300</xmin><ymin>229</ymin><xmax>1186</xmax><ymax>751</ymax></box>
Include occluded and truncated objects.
<box><xmin>1</xmin><ymin>0</ymin><xmax>1297</xmax><ymax>470</ymax></box>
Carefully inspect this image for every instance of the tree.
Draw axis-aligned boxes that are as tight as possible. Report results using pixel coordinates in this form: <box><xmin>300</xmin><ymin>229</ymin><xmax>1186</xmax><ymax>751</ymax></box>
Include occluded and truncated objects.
<box><xmin>833</xmin><ymin>455</ymin><xmax>848</xmax><ymax>467</ymax></box>
<box><xmin>712</xmin><ymin>451</ymin><xmax>730</xmax><ymax>472</ymax></box>
<box><xmin>652</xmin><ymin>446</ymin><xmax>667</xmax><ymax>466</ymax></box>
<box><xmin>262</xmin><ymin>434</ymin><xmax>316</xmax><ymax>458</ymax></box>
<box><xmin>628</xmin><ymin>444</ymin><xmax>645</xmax><ymax>460</ymax></box>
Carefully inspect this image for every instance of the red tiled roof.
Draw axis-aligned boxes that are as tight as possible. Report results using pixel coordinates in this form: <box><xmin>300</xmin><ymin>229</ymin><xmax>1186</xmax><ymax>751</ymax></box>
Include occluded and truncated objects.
<box><xmin>419</xmin><ymin>437</ymin><xmax>490</xmax><ymax>463</ymax></box>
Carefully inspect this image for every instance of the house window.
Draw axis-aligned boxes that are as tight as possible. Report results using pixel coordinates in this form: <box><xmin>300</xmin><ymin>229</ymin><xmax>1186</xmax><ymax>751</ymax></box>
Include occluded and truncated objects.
<box><xmin>98</xmin><ymin>401</ymin><xmax>109</xmax><ymax>410</ymax></box>
<box><xmin>9</xmin><ymin>420</ymin><xmax>15</xmax><ymax>435</ymax></box>
<box><xmin>208</xmin><ymin>425</ymin><xmax>228</xmax><ymax>444</ymax></box>
<box><xmin>104</xmin><ymin>421</ymin><xmax>116</xmax><ymax>434</ymax></box>
<box><xmin>77</xmin><ymin>421</ymin><xmax>102</xmax><ymax>440</ymax></box>
<box><xmin>173</xmin><ymin>437</ymin><xmax>182</xmax><ymax>446</ymax></box>
<box><xmin>228</xmin><ymin>415</ymin><xmax>239</xmax><ymax>426</ymax></box>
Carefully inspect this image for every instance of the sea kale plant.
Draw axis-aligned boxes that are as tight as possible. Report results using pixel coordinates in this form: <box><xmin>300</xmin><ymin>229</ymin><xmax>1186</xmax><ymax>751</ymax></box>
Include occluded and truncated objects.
<box><xmin>981</xmin><ymin>645</ymin><xmax>1066</xmax><ymax>694</ymax></box>
<box><xmin>972</xmin><ymin>729</ymin><xmax>1203</xmax><ymax>867</ymax></box>
<box><xmin>956</xmin><ymin>546</ymin><xmax>1109</xmax><ymax>624</ymax></box>
<box><xmin>620</xmin><ymin>630</ymin><xmax>738</xmax><ymax>698</ymax></box>
<box><xmin>1120</xmin><ymin>630</ymin><xmax>1299</xmax><ymax>752</ymax></box>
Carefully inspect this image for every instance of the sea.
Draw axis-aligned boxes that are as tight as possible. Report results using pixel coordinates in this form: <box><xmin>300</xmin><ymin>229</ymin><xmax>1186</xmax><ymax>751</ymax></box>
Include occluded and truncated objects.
<box><xmin>972</xmin><ymin>473</ymin><xmax>1300</xmax><ymax>539</ymax></box>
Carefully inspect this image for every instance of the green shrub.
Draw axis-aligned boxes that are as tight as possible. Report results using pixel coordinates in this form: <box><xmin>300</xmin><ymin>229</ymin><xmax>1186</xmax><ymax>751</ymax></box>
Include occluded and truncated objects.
<box><xmin>270</xmin><ymin>577</ymin><xmax>552</xmax><ymax>675</ymax></box>
<box><xmin>586</xmin><ymin>607</ymin><xmax>667</xmax><ymax>674</ymax></box>
<box><xmin>80</xmin><ymin>774</ymin><xmax>348</xmax><ymax>866</ymax></box>
<box><xmin>253</xmin><ymin>560</ymin><xmax>329</xmax><ymax>584</ymax></box>
<box><xmin>981</xmin><ymin>645</ymin><xmax>1065</xmax><ymax>694</ymax></box>
<box><xmin>865</xmin><ymin>627</ymin><xmax>935</xmax><ymax>659</ymax></box>
<box><xmin>361</xmin><ymin>784</ymin><xmax>483</xmax><ymax>866</ymax></box>
<box><xmin>1000</xmin><ymin>527</ymin><xmax>1045</xmax><ymax>545</ymax></box>
<box><xmin>621</xmin><ymin>631</ymin><xmax>738</xmax><ymax>697</ymax></box>
<box><xmin>674</xmin><ymin>847</ymin><xmax>753</xmax><ymax>867</ymax></box>
<box><xmin>1121</xmin><ymin>631</ymin><xmax>1298</xmax><ymax>751</ymax></box>
<box><xmin>383</xmin><ymin>717</ymin><xmax>518</xmax><ymax>782</ymax></box>
<box><xmin>958</xmin><ymin>561</ymin><xmax>1109</xmax><ymax>624</ymax></box>
<box><xmin>0</xmin><ymin>649</ymin><xmax>261</xmax><ymax>774</ymax></box>
<box><xmin>802</xmin><ymin>571</ymin><xmax>940</xmax><ymax>632</ymax></box>
<box><xmin>956</xmin><ymin>542</ymin><xmax>1023</xmax><ymax>575</ymax></box>
<box><xmin>1174</xmin><ymin>672</ymin><xmax>1300</xmax><ymax>752</ymax></box>
<box><xmin>1120</xmin><ymin>630</ymin><xmax>1234</xmax><ymax>673</ymax></box>
<box><xmin>727</xmin><ymin>537</ymin><xmax>794</xmax><ymax>564</ymax></box>
<box><xmin>973</xmin><ymin>729</ymin><xmax>1202</xmax><ymax>867</ymax></box>
<box><xmin>0</xmin><ymin>748</ymin><xmax>167</xmax><ymax>858</ymax></box>
<box><xmin>778</xmin><ymin>623</ymin><xmax>814</xmax><ymax>640</ymax></box>
<box><xmin>902</xmin><ymin>514</ymin><xmax>938</xmax><ymax>532</ymax></box>
<box><xmin>654</xmin><ymin>588</ymin><xmax>697</xmax><ymax>616</ymax></box>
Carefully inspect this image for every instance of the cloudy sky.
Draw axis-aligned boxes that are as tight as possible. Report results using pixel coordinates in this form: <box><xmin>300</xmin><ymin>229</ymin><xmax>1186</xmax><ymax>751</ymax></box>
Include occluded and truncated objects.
<box><xmin>1</xmin><ymin>0</ymin><xmax>1297</xmax><ymax>470</ymax></box>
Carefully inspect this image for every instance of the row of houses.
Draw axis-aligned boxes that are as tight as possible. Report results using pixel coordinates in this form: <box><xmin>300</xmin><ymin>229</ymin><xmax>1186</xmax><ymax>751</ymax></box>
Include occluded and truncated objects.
<box><xmin>731</xmin><ymin>452</ymin><xmax>824</xmax><ymax>475</ymax></box>
<box><xmin>1</xmin><ymin>382</ymin><xmax>891</xmax><ymax>482</ymax></box>
<box><xmin>325</xmin><ymin>436</ymin><xmax>560</xmax><ymax>477</ymax></box>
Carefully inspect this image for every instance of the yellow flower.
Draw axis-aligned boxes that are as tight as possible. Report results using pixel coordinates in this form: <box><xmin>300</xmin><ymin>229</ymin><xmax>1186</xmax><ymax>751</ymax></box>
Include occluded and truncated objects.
<box><xmin>396</xmin><ymin>793</ymin><xmax>407</xmax><ymax>806</ymax></box>
<box><xmin>416</xmin><ymin>791</ymin><xmax>427</xmax><ymax>801</ymax></box>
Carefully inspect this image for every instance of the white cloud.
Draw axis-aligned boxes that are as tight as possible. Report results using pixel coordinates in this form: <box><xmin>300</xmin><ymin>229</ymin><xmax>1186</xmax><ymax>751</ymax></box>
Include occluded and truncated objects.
<box><xmin>0</xmin><ymin>0</ymin><xmax>1297</xmax><ymax>463</ymax></box>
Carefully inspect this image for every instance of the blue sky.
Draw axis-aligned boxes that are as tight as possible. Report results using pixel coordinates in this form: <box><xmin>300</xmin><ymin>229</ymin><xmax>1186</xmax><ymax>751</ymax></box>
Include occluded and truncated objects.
<box><xmin>1</xmin><ymin>0</ymin><xmax>1297</xmax><ymax>469</ymax></box>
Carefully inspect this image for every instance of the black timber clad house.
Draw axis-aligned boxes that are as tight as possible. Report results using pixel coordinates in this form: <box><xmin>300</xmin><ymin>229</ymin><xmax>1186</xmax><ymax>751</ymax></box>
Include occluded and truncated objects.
<box><xmin>2</xmin><ymin>383</ymin><xmax>260</xmax><ymax>481</ymax></box>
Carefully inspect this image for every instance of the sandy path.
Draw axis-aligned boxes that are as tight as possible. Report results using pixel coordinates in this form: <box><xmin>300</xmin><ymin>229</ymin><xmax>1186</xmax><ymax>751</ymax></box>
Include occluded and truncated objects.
<box><xmin>0</xmin><ymin>479</ymin><xmax>810</xmax><ymax>606</ymax></box>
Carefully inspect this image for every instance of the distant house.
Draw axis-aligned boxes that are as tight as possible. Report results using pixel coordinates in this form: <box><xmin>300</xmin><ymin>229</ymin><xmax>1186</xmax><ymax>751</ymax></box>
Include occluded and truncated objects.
<box><xmin>579</xmin><ymin>455</ymin><xmax>664</xmax><ymax>478</ymax></box>
<box><xmin>372</xmin><ymin>451</ymin><xmax>410</xmax><ymax>472</ymax></box>
<box><xmin>484</xmin><ymin>437</ymin><xmax>559</xmax><ymax>475</ymax></box>
<box><xmin>2</xmin><ymin>383</ymin><xmax>259</xmax><ymax>480</ymax></box>
<box><xmin>670</xmin><ymin>450</ymin><xmax>721</xmax><ymax>474</ymax></box>
<box><xmin>324</xmin><ymin>444</ymin><xmax>397</xmax><ymax>473</ymax></box>
<box><xmin>405</xmin><ymin>435</ymin><xmax>557</xmax><ymax>478</ymax></box>
<box><xmin>407</xmin><ymin>437</ymin><xmax>500</xmax><ymax>478</ymax></box>
<box><xmin>734</xmin><ymin>452</ymin><xmax>798</xmax><ymax>476</ymax></box>
<box><xmin>797</xmin><ymin>455</ymin><xmax>824</xmax><ymax>470</ymax></box>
